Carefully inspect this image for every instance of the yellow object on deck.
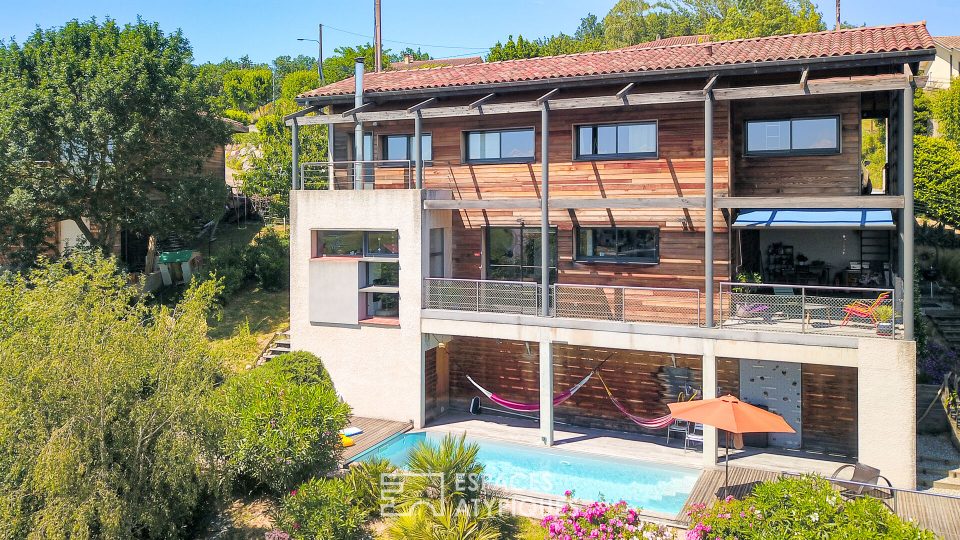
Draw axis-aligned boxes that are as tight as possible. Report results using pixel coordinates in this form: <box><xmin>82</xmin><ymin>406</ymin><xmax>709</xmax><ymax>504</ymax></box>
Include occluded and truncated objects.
<box><xmin>340</xmin><ymin>434</ymin><xmax>355</xmax><ymax>448</ymax></box>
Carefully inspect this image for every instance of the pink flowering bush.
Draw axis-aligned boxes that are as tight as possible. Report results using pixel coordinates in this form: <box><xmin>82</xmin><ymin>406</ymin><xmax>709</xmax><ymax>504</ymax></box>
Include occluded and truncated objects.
<box><xmin>540</xmin><ymin>492</ymin><xmax>674</xmax><ymax>540</ymax></box>
<box><xmin>686</xmin><ymin>476</ymin><xmax>936</xmax><ymax>539</ymax></box>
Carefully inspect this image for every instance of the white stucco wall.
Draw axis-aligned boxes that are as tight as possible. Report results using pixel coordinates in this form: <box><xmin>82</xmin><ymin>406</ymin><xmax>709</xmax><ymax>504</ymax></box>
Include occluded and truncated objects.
<box><xmin>290</xmin><ymin>189</ymin><xmax>450</xmax><ymax>427</ymax></box>
<box><xmin>857</xmin><ymin>338</ymin><xmax>917</xmax><ymax>489</ymax></box>
<box><xmin>925</xmin><ymin>45</ymin><xmax>959</xmax><ymax>90</ymax></box>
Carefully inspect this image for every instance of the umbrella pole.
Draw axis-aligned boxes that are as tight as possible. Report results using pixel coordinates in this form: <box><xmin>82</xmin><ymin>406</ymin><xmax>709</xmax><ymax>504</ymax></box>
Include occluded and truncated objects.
<box><xmin>724</xmin><ymin>431</ymin><xmax>730</xmax><ymax>499</ymax></box>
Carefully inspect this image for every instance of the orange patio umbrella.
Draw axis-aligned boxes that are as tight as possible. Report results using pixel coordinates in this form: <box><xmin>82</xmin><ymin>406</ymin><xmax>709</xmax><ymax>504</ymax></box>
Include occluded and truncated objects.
<box><xmin>668</xmin><ymin>394</ymin><xmax>796</xmax><ymax>496</ymax></box>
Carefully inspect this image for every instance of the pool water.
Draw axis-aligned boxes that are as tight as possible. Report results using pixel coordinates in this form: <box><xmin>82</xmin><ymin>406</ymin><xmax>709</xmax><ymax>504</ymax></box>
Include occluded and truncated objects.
<box><xmin>352</xmin><ymin>432</ymin><xmax>700</xmax><ymax>515</ymax></box>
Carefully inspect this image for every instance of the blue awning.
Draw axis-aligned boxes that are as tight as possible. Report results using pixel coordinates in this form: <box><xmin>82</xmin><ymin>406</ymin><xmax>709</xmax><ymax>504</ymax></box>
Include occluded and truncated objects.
<box><xmin>732</xmin><ymin>209</ymin><xmax>896</xmax><ymax>229</ymax></box>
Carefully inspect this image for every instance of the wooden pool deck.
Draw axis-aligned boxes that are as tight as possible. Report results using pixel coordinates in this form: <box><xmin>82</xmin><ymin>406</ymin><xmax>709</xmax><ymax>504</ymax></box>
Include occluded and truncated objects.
<box><xmin>340</xmin><ymin>416</ymin><xmax>412</xmax><ymax>465</ymax></box>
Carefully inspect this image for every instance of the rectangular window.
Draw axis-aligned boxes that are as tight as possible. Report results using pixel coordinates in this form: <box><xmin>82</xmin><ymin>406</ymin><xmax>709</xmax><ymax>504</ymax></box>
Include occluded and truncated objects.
<box><xmin>366</xmin><ymin>292</ymin><xmax>399</xmax><ymax>318</ymax></box>
<box><xmin>466</xmin><ymin>129</ymin><xmax>535</xmax><ymax>163</ymax></box>
<box><xmin>429</xmin><ymin>228</ymin><xmax>444</xmax><ymax>278</ymax></box>
<box><xmin>313</xmin><ymin>230</ymin><xmax>398</xmax><ymax>258</ymax></box>
<box><xmin>576</xmin><ymin>227</ymin><xmax>659</xmax><ymax>264</ymax></box>
<box><xmin>383</xmin><ymin>133</ymin><xmax>433</xmax><ymax>162</ymax></box>
<box><xmin>365</xmin><ymin>262</ymin><xmax>399</xmax><ymax>287</ymax></box>
<box><xmin>576</xmin><ymin>122</ymin><xmax>657</xmax><ymax>159</ymax></box>
<box><xmin>486</xmin><ymin>226</ymin><xmax>557</xmax><ymax>282</ymax></box>
<box><xmin>745</xmin><ymin>116</ymin><xmax>840</xmax><ymax>155</ymax></box>
<box><xmin>316</xmin><ymin>230</ymin><xmax>363</xmax><ymax>256</ymax></box>
<box><xmin>364</xmin><ymin>230</ymin><xmax>399</xmax><ymax>257</ymax></box>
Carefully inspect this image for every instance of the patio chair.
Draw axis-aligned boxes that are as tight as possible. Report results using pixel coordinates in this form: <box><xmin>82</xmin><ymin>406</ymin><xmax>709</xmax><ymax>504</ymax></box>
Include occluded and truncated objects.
<box><xmin>840</xmin><ymin>292</ymin><xmax>890</xmax><ymax>327</ymax></box>
<box><xmin>685</xmin><ymin>423</ymin><xmax>704</xmax><ymax>451</ymax></box>
<box><xmin>830</xmin><ymin>462</ymin><xmax>896</xmax><ymax>511</ymax></box>
<box><xmin>666</xmin><ymin>419</ymin><xmax>689</xmax><ymax>444</ymax></box>
<box><xmin>772</xmin><ymin>287</ymin><xmax>802</xmax><ymax>320</ymax></box>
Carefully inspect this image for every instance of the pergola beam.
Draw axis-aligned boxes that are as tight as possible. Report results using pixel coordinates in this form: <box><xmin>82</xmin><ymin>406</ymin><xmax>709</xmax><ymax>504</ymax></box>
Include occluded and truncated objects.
<box><xmin>287</xmin><ymin>73</ymin><xmax>911</xmax><ymax>126</ymax></box>
<box><xmin>407</xmin><ymin>97</ymin><xmax>437</xmax><ymax>113</ymax></box>
<box><xmin>536</xmin><ymin>88</ymin><xmax>560</xmax><ymax>105</ymax></box>
<box><xmin>702</xmin><ymin>74</ymin><xmax>719</xmax><ymax>94</ymax></box>
<box><xmin>341</xmin><ymin>102</ymin><xmax>374</xmax><ymax>117</ymax></box>
<box><xmin>283</xmin><ymin>105</ymin><xmax>320</xmax><ymax>122</ymax></box>
<box><xmin>799</xmin><ymin>67</ymin><xmax>810</xmax><ymax>91</ymax></box>
<box><xmin>615</xmin><ymin>82</ymin><xmax>635</xmax><ymax>102</ymax></box>
<box><xmin>468</xmin><ymin>93</ymin><xmax>496</xmax><ymax>109</ymax></box>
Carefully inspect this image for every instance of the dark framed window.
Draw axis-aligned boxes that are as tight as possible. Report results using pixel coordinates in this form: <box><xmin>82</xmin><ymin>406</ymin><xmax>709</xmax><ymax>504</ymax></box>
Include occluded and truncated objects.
<box><xmin>365</xmin><ymin>262</ymin><xmax>399</xmax><ymax>287</ymax></box>
<box><xmin>576</xmin><ymin>122</ymin><xmax>657</xmax><ymax>159</ymax></box>
<box><xmin>576</xmin><ymin>227</ymin><xmax>659</xmax><ymax>264</ymax></box>
<box><xmin>485</xmin><ymin>226</ymin><xmax>557</xmax><ymax>282</ymax></box>
<box><xmin>745</xmin><ymin>116</ymin><xmax>840</xmax><ymax>155</ymax></box>
<box><xmin>364</xmin><ymin>230</ymin><xmax>399</xmax><ymax>257</ymax></box>
<box><xmin>316</xmin><ymin>230</ymin><xmax>363</xmax><ymax>256</ymax></box>
<box><xmin>428</xmin><ymin>228</ymin><xmax>444</xmax><ymax>278</ymax></box>
<box><xmin>382</xmin><ymin>133</ymin><xmax>432</xmax><ymax>163</ymax></box>
<box><xmin>465</xmin><ymin>128</ymin><xmax>535</xmax><ymax>163</ymax></box>
<box><xmin>314</xmin><ymin>230</ymin><xmax>398</xmax><ymax>257</ymax></box>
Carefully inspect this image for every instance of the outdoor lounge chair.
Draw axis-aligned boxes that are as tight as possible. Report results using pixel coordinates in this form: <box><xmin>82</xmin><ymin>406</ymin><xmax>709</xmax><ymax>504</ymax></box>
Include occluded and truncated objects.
<box><xmin>840</xmin><ymin>292</ymin><xmax>890</xmax><ymax>327</ymax></box>
<box><xmin>829</xmin><ymin>462</ymin><xmax>896</xmax><ymax>511</ymax></box>
<box><xmin>666</xmin><ymin>419</ymin><xmax>689</xmax><ymax>444</ymax></box>
<box><xmin>685</xmin><ymin>423</ymin><xmax>704</xmax><ymax>451</ymax></box>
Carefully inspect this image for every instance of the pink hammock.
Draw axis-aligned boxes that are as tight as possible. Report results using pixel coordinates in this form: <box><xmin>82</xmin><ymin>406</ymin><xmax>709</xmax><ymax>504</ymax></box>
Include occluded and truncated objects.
<box><xmin>597</xmin><ymin>374</ymin><xmax>676</xmax><ymax>430</ymax></box>
<box><xmin>466</xmin><ymin>369</ymin><xmax>597</xmax><ymax>413</ymax></box>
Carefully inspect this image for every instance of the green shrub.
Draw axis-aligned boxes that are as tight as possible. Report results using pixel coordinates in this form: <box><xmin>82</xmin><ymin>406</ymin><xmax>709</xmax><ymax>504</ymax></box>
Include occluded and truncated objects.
<box><xmin>248</xmin><ymin>227</ymin><xmax>290</xmax><ymax>291</ymax></box>
<box><xmin>223</xmin><ymin>108</ymin><xmax>251</xmax><ymax>125</ymax></box>
<box><xmin>344</xmin><ymin>457</ymin><xmax>397</xmax><ymax>518</ymax></box>
<box><xmin>208</xmin><ymin>245</ymin><xmax>249</xmax><ymax>299</ymax></box>
<box><xmin>215</xmin><ymin>352</ymin><xmax>350</xmax><ymax>493</ymax></box>
<box><xmin>275</xmin><ymin>477</ymin><xmax>367</xmax><ymax>540</ymax></box>
<box><xmin>914</xmin><ymin>135</ymin><xmax>960</xmax><ymax>227</ymax></box>
<box><xmin>687</xmin><ymin>475</ymin><xmax>936</xmax><ymax>539</ymax></box>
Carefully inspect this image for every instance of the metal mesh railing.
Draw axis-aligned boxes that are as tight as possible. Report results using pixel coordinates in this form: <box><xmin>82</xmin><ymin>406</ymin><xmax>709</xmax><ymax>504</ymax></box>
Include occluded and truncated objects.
<box><xmin>300</xmin><ymin>160</ymin><xmax>413</xmax><ymax>190</ymax></box>
<box><xmin>423</xmin><ymin>278</ymin><xmax>540</xmax><ymax>316</ymax></box>
<box><xmin>552</xmin><ymin>284</ymin><xmax>701</xmax><ymax>326</ymax></box>
<box><xmin>718</xmin><ymin>282</ymin><xmax>898</xmax><ymax>339</ymax></box>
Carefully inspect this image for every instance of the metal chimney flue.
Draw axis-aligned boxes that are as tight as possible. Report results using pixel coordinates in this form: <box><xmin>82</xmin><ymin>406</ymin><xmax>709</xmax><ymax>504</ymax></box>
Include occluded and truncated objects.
<box><xmin>354</xmin><ymin>57</ymin><xmax>365</xmax><ymax>189</ymax></box>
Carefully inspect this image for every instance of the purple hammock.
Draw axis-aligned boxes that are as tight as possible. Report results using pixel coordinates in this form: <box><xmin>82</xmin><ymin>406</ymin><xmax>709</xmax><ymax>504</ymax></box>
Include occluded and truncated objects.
<box><xmin>465</xmin><ymin>370</ymin><xmax>597</xmax><ymax>412</ymax></box>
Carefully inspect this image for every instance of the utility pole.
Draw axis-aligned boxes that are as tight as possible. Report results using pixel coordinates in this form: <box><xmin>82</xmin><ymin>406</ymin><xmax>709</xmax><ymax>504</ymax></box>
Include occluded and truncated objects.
<box><xmin>318</xmin><ymin>24</ymin><xmax>325</xmax><ymax>85</ymax></box>
<box><xmin>835</xmin><ymin>0</ymin><xmax>840</xmax><ymax>30</ymax></box>
<box><xmin>374</xmin><ymin>0</ymin><xmax>383</xmax><ymax>72</ymax></box>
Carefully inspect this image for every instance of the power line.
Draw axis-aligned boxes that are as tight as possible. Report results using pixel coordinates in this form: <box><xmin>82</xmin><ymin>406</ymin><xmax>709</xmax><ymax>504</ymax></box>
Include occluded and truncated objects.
<box><xmin>321</xmin><ymin>23</ymin><xmax>489</xmax><ymax>51</ymax></box>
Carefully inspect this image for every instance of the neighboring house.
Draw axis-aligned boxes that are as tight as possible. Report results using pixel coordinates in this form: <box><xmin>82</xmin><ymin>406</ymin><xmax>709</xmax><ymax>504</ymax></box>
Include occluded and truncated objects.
<box><xmin>921</xmin><ymin>36</ymin><xmax>960</xmax><ymax>89</ymax></box>
<box><xmin>286</xmin><ymin>23</ymin><xmax>934</xmax><ymax>489</ymax></box>
<box><xmin>389</xmin><ymin>54</ymin><xmax>483</xmax><ymax>71</ymax></box>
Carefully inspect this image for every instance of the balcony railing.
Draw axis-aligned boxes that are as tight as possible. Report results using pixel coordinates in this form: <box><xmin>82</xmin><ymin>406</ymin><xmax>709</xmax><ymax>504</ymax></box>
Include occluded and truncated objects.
<box><xmin>422</xmin><ymin>278</ymin><xmax>702</xmax><ymax>327</ymax></box>
<box><xmin>718</xmin><ymin>282</ymin><xmax>899</xmax><ymax>339</ymax></box>
<box><xmin>423</xmin><ymin>278</ymin><xmax>902</xmax><ymax>339</ymax></box>
<box><xmin>300</xmin><ymin>160</ymin><xmax>414</xmax><ymax>190</ymax></box>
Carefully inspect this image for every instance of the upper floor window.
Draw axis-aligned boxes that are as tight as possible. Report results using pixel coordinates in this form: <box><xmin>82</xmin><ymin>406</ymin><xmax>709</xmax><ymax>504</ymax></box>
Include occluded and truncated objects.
<box><xmin>486</xmin><ymin>226</ymin><xmax>557</xmax><ymax>282</ymax></box>
<box><xmin>315</xmin><ymin>230</ymin><xmax>398</xmax><ymax>257</ymax></box>
<box><xmin>745</xmin><ymin>116</ymin><xmax>840</xmax><ymax>155</ymax></box>
<box><xmin>576</xmin><ymin>122</ymin><xmax>657</xmax><ymax>159</ymax></box>
<box><xmin>383</xmin><ymin>133</ymin><xmax>432</xmax><ymax>163</ymax></box>
<box><xmin>465</xmin><ymin>128</ymin><xmax>535</xmax><ymax>163</ymax></box>
<box><xmin>576</xmin><ymin>227</ymin><xmax>659</xmax><ymax>264</ymax></box>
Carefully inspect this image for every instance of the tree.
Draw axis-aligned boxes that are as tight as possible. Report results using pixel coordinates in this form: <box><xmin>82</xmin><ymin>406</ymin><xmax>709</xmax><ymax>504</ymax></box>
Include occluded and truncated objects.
<box><xmin>934</xmin><ymin>77</ymin><xmax>960</xmax><ymax>144</ymax></box>
<box><xmin>222</xmin><ymin>67</ymin><xmax>274</xmax><ymax>112</ymax></box>
<box><xmin>273</xmin><ymin>54</ymin><xmax>317</xmax><ymax>79</ymax></box>
<box><xmin>281</xmin><ymin>70</ymin><xmax>321</xmax><ymax>100</ymax></box>
<box><xmin>322</xmin><ymin>44</ymin><xmax>391</xmax><ymax>84</ymax></box>
<box><xmin>915</xmin><ymin>88</ymin><xmax>934</xmax><ymax>136</ymax></box>
<box><xmin>391</xmin><ymin>47</ymin><xmax>432</xmax><ymax>62</ymax></box>
<box><xmin>0</xmin><ymin>252</ymin><xmax>223</xmax><ymax>538</ymax></box>
<box><xmin>679</xmin><ymin>0</ymin><xmax>825</xmax><ymax>40</ymax></box>
<box><xmin>603</xmin><ymin>0</ymin><xmax>698</xmax><ymax>48</ymax></box>
<box><xmin>0</xmin><ymin>18</ymin><xmax>230</xmax><ymax>262</ymax></box>
<box><xmin>914</xmin><ymin>135</ymin><xmax>960</xmax><ymax>226</ymax></box>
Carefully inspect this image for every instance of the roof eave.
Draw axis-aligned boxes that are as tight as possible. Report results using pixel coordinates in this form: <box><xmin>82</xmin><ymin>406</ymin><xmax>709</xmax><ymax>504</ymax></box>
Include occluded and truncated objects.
<box><xmin>296</xmin><ymin>48</ymin><xmax>936</xmax><ymax>107</ymax></box>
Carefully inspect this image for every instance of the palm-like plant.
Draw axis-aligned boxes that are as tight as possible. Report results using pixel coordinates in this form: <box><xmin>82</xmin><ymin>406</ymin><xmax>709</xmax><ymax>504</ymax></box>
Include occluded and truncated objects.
<box><xmin>397</xmin><ymin>433</ymin><xmax>485</xmax><ymax>508</ymax></box>
<box><xmin>385</xmin><ymin>499</ymin><xmax>503</xmax><ymax>540</ymax></box>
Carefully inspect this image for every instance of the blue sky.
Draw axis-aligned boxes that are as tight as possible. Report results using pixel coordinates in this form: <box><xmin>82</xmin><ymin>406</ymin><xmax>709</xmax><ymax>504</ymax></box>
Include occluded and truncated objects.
<box><xmin>0</xmin><ymin>0</ymin><xmax>957</xmax><ymax>65</ymax></box>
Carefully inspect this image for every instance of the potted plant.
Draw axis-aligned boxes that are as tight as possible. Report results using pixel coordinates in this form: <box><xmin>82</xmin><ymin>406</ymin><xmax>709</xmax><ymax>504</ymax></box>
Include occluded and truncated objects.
<box><xmin>874</xmin><ymin>305</ymin><xmax>894</xmax><ymax>336</ymax></box>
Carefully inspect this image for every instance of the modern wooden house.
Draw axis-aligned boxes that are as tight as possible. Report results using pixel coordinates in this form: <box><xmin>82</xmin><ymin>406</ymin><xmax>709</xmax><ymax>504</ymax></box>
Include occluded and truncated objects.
<box><xmin>286</xmin><ymin>23</ymin><xmax>935</xmax><ymax>488</ymax></box>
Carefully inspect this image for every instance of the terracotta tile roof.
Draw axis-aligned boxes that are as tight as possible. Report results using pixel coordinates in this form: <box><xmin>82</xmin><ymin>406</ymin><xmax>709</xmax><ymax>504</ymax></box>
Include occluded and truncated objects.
<box><xmin>389</xmin><ymin>56</ymin><xmax>483</xmax><ymax>71</ymax></box>
<box><xmin>623</xmin><ymin>35</ymin><xmax>711</xmax><ymax>49</ymax></box>
<box><xmin>934</xmin><ymin>36</ymin><xmax>960</xmax><ymax>49</ymax></box>
<box><xmin>301</xmin><ymin>23</ymin><xmax>933</xmax><ymax>99</ymax></box>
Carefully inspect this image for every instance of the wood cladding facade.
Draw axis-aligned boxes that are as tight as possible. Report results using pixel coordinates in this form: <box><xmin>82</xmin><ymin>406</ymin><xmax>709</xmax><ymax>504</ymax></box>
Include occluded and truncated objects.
<box><xmin>331</xmin><ymin>89</ymin><xmax>867</xmax><ymax>291</ymax></box>
<box><xmin>437</xmin><ymin>337</ymin><xmax>856</xmax><ymax>455</ymax></box>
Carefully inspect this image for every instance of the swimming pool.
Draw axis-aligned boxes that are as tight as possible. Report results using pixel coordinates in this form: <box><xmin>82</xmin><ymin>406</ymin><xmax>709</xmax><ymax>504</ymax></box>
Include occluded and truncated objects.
<box><xmin>351</xmin><ymin>432</ymin><xmax>700</xmax><ymax>515</ymax></box>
